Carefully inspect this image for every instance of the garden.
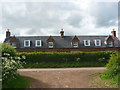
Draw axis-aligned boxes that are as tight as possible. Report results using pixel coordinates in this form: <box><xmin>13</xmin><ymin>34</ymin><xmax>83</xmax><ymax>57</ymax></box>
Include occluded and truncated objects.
<box><xmin>0</xmin><ymin>43</ymin><xmax>120</xmax><ymax>88</ymax></box>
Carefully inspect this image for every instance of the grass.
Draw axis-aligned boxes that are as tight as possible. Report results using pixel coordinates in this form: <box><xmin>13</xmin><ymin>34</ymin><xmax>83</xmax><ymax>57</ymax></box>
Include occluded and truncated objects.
<box><xmin>90</xmin><ymin>72</ymin><xmax>118</xmax><ymax>88</ymax></box>
<box><xmin>3</xmin><ymin>75</ymin><xmax>30</xmax><ymax>88</ymax></box>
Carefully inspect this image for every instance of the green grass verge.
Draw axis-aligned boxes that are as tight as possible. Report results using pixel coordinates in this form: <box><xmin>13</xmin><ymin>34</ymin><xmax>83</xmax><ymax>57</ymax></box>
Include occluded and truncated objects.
<box><xmin>3</xmin><ymin>75</ymin><xmax>30</xmax><ymax>88</ymax></box>
<box><xmin>101</xmin><ymin>73</ymin><xmax>120</xmax><ymax>86</ymax></box>
<box><xmin>90</xmin><ymin>72</ymin><xmax>118</xmax><ymax>88</ymax></box>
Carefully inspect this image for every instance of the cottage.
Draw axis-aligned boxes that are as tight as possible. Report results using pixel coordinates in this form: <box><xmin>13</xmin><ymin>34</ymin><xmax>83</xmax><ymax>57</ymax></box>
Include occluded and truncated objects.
<box><xmin>4</xmin><ymin>29</ymin><xmax>120</xmax><ymax>52</ymax></box>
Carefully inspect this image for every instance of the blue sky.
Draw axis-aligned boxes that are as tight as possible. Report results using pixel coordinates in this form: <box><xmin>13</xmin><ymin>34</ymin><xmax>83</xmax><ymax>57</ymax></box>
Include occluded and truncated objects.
<box><xmin>0</xmin><ymin>0</ymin><xmax>119</xmax><ymax>42</ymax></box>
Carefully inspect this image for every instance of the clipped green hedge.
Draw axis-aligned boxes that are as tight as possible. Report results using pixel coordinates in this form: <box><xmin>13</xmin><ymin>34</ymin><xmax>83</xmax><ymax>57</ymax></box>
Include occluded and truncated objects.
<box><xmin>17</xmin><ymin>51</ymin><xmax>114</xmax><ymax>68</ymax></box>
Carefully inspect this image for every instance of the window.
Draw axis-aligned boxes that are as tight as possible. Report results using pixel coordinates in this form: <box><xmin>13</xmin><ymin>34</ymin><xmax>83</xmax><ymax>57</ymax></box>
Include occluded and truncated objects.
<box><xmin>12</xmin><ymin>42</ymin><xmax>16</xmax><ymax>48</ymax></box>
<box><xmin>24</xmin><ymin>40</ymin><xmax>30</xmax><ymax>47</ymax></box>
<box><xmin>35</xmin><ymin>40</ymin><xmax>41</xmax><ymax>47</ymax></box>
<box><xmin>48</xmin><ymin>42</ymin><xmax>54</xmax><ymax>48</ymax></box>
<box><xmin>84</xmin><ymin>40</ymin><xmax>90</xmax><ymax>46</ymax></box>
<box><xmin>94</xmin><ymin>40</ymin><xmax>101</xmax><ymax>46</ymax></box>
<box><xmin>72</xmin><ymin>42</ymin><xmax>78</xmax><ymax>48</ymax></box>
<box><xmin>107</xmin><ymin>41</ymin><xmax>113</xmax><ymax>47</ymax></box>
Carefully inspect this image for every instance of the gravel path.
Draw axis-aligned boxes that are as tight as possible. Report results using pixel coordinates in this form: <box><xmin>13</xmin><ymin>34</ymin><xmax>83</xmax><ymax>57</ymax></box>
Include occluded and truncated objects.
<box><xmin>18</xmin><ymin>67</ymin><xmax>106</xmax><ymax>88</ymax></box>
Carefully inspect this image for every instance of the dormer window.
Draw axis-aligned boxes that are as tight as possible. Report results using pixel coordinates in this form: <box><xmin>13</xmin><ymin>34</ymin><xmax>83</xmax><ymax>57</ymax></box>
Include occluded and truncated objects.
<box><xmin>84</xmin><ymin>40</ymin><xmax>90</xmax><ymax>46</ymax></box>
<box><xmin>107</xmin><ymin>41</ymin><xmax>113</xmax><ymax>47</ymax></box>
<box><xmin>48</xmin><ymin>42</ymin><xmax>54</xmax><ymax>48</ymax></box>
<box><xmin>71</xmin><ymin>36</ymin><xmax>79</xmax><ymax>48</ymax></box>
<box><xmin>72</xmin><ymin>42</ymin><xmax>78</xmax><ymax>48</ymax></box>
<box><xmin>35</xmin><ymin>40</ymin><xmax>41</xmax><ymax>47</ymax></box>
<box><xmin>9</xmin><ymin>36</ymin><xmax>19</xmax><ymax>48</ymax></box>
<box><xmin>105</xmin><ymin>35</ymin><xmax>114</xmax><ymax>47</ymax></box>
<box><xmin>12</xmin><ymin>42</ymin><xmax>17</xmax><ymax>48</ymax></box>
<box><xmin>47</xmin><ymin>36</ymin><xmax>55</xmax><ymax>48</ymax></box>
<box><xmin>24</xmin><ymin>40</ymin><xmax>30</xmax><ymax>47</ymax></box>
<box><xmin>94</xmin><ymin>40</ymin><xmax>101</xmax><ymax>46</ymax></box>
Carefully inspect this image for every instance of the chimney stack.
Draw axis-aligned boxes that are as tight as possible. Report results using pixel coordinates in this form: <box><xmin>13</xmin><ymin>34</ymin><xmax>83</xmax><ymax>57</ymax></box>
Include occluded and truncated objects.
<box><xmin>6</xmin><ymin>29</ymin><xmax>11</xmax><ymax>38</ymax></box>
<box><xmin>60</xmin><ymin>28</ymin><xmax>64</xmax><ymax>38</ymax></box>
<box><xmin>111</xmin><ymin>28</ymin><xmax>116</xmax><ymax>37</ymax></box>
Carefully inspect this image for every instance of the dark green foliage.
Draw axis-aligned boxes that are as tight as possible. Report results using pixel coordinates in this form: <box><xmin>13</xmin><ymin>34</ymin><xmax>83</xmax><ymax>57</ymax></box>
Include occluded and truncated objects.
<box><xmin>1</xmin><ymin>43</ymin><xmax>16</xmax><ymax>56</ymax></box>
<box><xmin>101</xmin><ymin>52</ymin><xmax>120</xmax><ymax>85</ymax></box>
<box><xmin>17</xmin><ymin>51</ymin><xmax>113</xmax><ymax>68</ymax></box>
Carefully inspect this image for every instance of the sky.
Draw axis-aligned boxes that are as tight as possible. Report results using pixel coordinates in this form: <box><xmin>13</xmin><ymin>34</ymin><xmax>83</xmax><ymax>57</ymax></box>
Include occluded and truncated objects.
<box><xmin>0</xmin><ymin>0</ymin><xmax>119</xmax><ymax>42</ymax></box>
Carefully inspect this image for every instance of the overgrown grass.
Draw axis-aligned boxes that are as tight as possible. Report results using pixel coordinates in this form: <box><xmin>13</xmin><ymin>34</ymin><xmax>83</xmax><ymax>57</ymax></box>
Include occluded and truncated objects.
<box><xmin>3</xmin><ymin>75</ymin><xmax>30</xmax><ymax>88</ymax></box>
<box><xmin>90</xmin><ymin>72</ymin><xmax>118</xmax><ymax>88</ymax></box>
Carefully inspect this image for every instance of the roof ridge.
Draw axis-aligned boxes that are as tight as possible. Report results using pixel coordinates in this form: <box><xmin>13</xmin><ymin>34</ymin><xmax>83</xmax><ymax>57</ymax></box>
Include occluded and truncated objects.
<box><xmin>13</xmin><ymin>35</ymin><xmax>108</xmax><ymax>37</ymax></box>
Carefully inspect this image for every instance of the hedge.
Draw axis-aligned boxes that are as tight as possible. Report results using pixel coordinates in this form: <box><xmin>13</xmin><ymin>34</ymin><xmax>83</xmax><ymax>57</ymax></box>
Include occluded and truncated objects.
<box><xmin>17</xmin><ymin>51</ymin><xmax>114</xmax><ymax>68</ymax></box>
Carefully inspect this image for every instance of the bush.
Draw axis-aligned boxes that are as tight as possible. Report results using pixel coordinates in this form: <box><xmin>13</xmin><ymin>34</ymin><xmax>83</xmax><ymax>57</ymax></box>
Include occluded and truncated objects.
<box><xmin>1</xmin><ymin>43</ymin><xmax>16</xmax><ymax>56</ymax></box>
<box><xmin>101</xmin><ymin>52</ymin><xmax>120</xmax><ymax>85</ymax></box>
<box><xmin>0</xmin><ymin>43</ymin><xmax>25</xmax><ymax>84</ymax></box>
<box><xmin>2</xmin><ymin>53</ymin><xmax>24</xmax><ymax>84</ymax></box>
<box><xmin>17</xmin><ymin>51</ymin><xmax>113</xmax><ymax>68</ymax></box>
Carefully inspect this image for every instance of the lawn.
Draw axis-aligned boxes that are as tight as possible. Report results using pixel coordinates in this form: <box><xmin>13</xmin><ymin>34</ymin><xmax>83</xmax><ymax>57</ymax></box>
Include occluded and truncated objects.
<box><xmin>3</xmin><ymin>75</ymin><xmax>30</xmax><ymax>88</ymax></box>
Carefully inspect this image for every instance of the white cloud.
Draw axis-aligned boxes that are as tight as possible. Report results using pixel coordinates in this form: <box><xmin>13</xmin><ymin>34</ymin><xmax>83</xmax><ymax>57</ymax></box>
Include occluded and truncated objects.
<box><xmin>0</xmin><ymin>33</ymin><xmax>6</xmax><ymax>43</ymax></box>
<box><xmin>0</xmin><ymin>1</ymin><xmax>118</xmax><ymax>42</ymax></box>
<box><xmin>1</xmin><ymin>0</ymin><xmax>119</xmax><ymax>2</ymax></box>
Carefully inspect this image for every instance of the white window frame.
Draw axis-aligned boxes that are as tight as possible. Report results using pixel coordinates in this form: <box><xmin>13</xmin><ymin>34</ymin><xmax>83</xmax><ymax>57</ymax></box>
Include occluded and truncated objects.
<box><xmin>35</xmin><ymin>40</ymin><xmax>41</xmax><ymax>47</ymax></box>
<box><xmin>72</xmin><ymin>42</ymin><xmax>78</xmax><ymax>48</ymax></box>
<box><xmin>84</xmin><ymin>40</ymin><xmax>90</xmax><ymax>46</ymax></box>
<box><xmin>24</xmin><ymin>40</ymin><xmax>30</xmax><ymax>47</ymax></box>
<box><xmin>94</xmin><ymin>39</ymin><xmax>101</xmax><ymax>46</ymax></box>
<box><xmin>107</xmin><ymin>41</ymin><xmax>113</xmax><ymax>47</ymax></box>
<box><xmin>12</xmin><ymin>42</ymin><xmax>17</xmax><ymax>48</ymax></box>
<box><xmin>48</xmin><ymin>42</ymin><xmax>54</xmax><ymax>48</ymax></box>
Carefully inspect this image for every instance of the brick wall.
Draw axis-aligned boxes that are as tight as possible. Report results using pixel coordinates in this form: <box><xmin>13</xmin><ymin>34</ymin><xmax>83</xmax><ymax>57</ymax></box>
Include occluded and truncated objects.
<box><xmin>16</xmin><ymin>48</ymin><xmax>120</xmax><ymax>52</ymax></box>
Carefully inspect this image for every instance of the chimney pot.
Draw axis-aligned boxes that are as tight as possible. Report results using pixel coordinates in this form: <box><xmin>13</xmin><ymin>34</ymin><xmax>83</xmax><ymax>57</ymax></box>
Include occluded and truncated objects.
<box><xmin>111</xmin><ymin>28</ymin><xmax>116</xmax><ymax>37</ymax></box>
<box><xmin>60</xmin><ymin>28</ymin><xmax>64</xmax><ymax>38</ymax></box>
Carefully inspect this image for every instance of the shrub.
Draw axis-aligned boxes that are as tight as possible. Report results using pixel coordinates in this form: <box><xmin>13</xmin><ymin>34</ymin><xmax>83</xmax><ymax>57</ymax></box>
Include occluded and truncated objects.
<box><xmin>17</xmin><ymin>51</ymin><xmax>113</xmax><ymax>68</ymax></box>
<box><xmin>1</xmin><ymin>43</ymin><xmax>16</xmax><ymax>56</ymax></box>
<box><xmin>0</xmin><ymin>43</ymin><xmax>25</xmax><ymax>84</ymax></box>
<box><xmin>101</xmin><ymin>52</ymin><xmax>120</xmax><ymax>85</ymax></box>
<box><xmin>2</xmin><ymin>53</ymin><xmax>24</xmax><ymax>84</ymax></box>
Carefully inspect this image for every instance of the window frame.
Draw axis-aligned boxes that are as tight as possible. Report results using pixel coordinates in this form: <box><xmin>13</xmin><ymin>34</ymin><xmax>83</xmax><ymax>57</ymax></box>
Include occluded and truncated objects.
<box><xmin>11</xmin><ymin>42</ymin><xmax>17</xmax><ymax>48</ymax></box>
<box><xmin>84</xmin><ymin>40</ymin><xmax>90</xmax><ymax>46</ymax></box>
<box><xmin>48</xmin><ymin>42</ymin><xmax>54</xmax><ymax>48</ymax></box>
<box><xmin>35</xmin><ymin>40</ymin><xmax>42</xmax><ymax>47</ymax></box>
<box><xmin>72</xmin><ymin>42</ymin><xmax>79</xmax><ymax>48</ymax></box>
<box><xmin>107</xmin><ymin>41</ymin><xmax>113</xmax><ymax>47</ymax></box>
<box><xmin>94</xmin><ymin>39</ymin><xmax>101</xmax><ymax>46</ymax></box>
<box><xmin>24</xmin><ymin>40</ymin><xmax>30</xmax><ymax>47</ymax></box>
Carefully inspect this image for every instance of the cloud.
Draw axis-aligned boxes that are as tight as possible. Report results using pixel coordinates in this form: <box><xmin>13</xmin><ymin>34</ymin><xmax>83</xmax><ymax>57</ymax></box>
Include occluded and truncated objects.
<box><xmin>0</xmin><ymin>1</ymin><xmax>118</xmax><ymax>42</ymax></box>
<box><xmin>89</xmin><ymin>2</ymin><xmax>118</xmax><ymax>27</ymax></box>
<box><xmin>0</xmin><ymin>3</ymin><xmax>2</xmax><ymax>28</ymax></box>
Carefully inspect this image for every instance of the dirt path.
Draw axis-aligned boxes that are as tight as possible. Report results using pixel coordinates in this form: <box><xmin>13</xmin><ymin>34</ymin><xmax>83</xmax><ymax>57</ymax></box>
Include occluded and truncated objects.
<box><xmin>18</xmin><ymin>67</ymin><xmax>106</xmax><ymax>88</ymax></box>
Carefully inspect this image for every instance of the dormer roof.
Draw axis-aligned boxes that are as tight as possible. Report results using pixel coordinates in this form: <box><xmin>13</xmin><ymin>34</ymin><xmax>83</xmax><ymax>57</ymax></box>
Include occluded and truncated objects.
<box><xmin>105</xmin><ymin>35</ymin><xmax>114</xmax><ymax>41</ymax></box>
<box><xmin>72</xmin><ymin>35</ymin><xmax>79</xmax><ymax>42</ymax></box>
<box><xmin>47</xmin><ymin>36</ymin><xmax>55</xmax><ymax>42</ymax></box>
